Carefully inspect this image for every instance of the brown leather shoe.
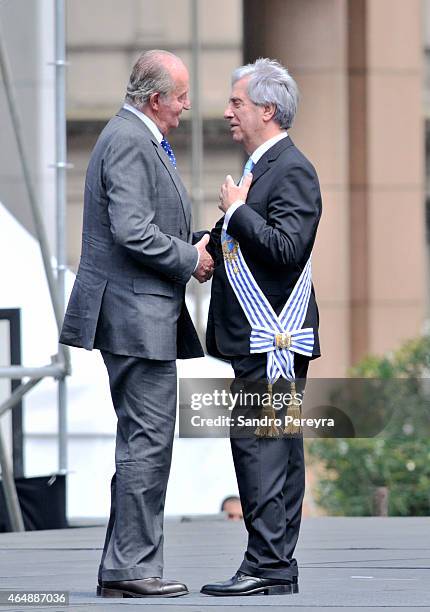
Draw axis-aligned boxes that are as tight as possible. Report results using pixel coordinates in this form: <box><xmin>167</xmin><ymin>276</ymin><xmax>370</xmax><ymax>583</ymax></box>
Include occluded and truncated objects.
<box><xmin>100</xmin><ymin>577</ymin><xmax>188</xmax><ymax>598</ymax></box>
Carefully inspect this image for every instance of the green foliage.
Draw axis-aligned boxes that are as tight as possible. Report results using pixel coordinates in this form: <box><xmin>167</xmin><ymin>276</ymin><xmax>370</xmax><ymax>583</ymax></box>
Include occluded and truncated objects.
<box><xmin>307</xmin><ymin>335</ymin><xmax>430</xmax><ymax>516</ymax></box>
<box><xmin>350</xmin><ymin>336</ymin><xmax>430</xmax><ymax>378</ymax></box>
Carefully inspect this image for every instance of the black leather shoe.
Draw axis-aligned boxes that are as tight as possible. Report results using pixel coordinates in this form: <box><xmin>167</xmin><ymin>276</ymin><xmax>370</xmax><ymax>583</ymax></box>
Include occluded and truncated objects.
<box><xmin>200</xmin><ymin>571</ymin><xmax>298</xmax><ymax>596</ymax></box>
<box><xmin>99</xmin><ymin>578</ymin><xmax>188</xmax><ymax>598</ymax></box>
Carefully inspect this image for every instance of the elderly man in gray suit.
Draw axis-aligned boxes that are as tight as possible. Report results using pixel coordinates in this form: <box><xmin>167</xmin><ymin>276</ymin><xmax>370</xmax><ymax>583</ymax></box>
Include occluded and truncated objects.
<box><xmin>60</xmin><ymin>50</ymin><xmax>213</xmax><ymax>599</ymax></box>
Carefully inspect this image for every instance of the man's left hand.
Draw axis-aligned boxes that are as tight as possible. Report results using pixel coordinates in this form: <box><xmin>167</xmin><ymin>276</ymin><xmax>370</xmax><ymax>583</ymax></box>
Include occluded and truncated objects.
<box><xmin>218</xmin><ymin>173</ymin><xmax>253</xmax><ymax>213</ymax></box>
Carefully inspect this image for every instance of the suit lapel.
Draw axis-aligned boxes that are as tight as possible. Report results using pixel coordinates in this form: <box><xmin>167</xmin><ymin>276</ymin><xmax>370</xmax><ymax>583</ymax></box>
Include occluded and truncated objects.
<box><xmin>249</xmin><ymin>135</ymin><xmax>294</xmax><ymax>190</ymax></box>
<box><xmin>249</xmin><ymin>156</ymin><xmax>271</xmax><ymax>186</ymax></box>
<box><xmin>153</xmin><ymin>144</ymin><xmax>191</xmax><ymax>232</ymax></box>
<box><xmin>116</xmin><ymin>108</ymin><xmax>191</xmax><ymax>232</ymax></box>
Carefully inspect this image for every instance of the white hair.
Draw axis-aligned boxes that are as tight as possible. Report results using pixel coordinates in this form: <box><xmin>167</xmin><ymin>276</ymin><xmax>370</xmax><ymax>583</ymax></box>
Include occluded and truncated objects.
<box><xmin>232</xmin><ymin>58</ymin><xmax>299</xmax><ymax>129</ymax></box>
<box><xmin>125</xmin><ymin>50</ymin><xmax>177</xmax><ymax>108</ymax></box>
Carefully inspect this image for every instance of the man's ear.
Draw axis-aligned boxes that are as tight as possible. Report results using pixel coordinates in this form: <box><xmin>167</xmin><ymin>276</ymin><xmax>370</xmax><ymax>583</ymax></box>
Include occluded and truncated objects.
<box><xmin>149</xmin><ymin>92</ymin><xmax>160</xmax><ymax>111</ymax></box>
<box><xmin>262</xmin><ymin>103</ymin><xmax>276</xmax><ymax>123</ymax></box>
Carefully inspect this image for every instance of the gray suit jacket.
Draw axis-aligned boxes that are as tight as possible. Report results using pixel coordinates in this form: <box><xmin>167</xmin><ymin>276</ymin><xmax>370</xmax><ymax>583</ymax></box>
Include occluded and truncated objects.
<box><xmin>60</xmin><ymin>108</ymin><xmax>204</xmax><ymax>360</ymax></box>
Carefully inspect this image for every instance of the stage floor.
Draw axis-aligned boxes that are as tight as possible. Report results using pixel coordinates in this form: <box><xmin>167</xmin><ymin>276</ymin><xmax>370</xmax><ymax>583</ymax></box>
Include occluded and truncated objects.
<box><xmin>0</xmin><ymin>516</ymin><xmax>429</xmax><ymax>611</ymax></box>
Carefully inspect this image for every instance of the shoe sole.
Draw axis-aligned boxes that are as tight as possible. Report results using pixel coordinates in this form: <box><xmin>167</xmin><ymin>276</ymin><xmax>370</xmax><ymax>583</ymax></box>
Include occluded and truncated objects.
<box><xmin>201</xmin><ymin>583</ymin><xmax>298</xmax><ymax>596</ymax></box>
<box><xmin>99</xmin><ymin>587</ymin><xmax>189</xmax><ymax>598</ymax></box>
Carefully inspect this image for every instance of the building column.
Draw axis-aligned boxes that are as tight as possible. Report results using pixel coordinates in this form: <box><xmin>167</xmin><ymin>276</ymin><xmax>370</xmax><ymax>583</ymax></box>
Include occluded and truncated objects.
<box><xmin>348</xmin><ymin>0</ymin><xmax>425</xmax><ymax>363</ymax></box>
<box><xmin>243</xmin><ymin>0</ymin><xmax>425</xmax><ymax>374</ymax></box>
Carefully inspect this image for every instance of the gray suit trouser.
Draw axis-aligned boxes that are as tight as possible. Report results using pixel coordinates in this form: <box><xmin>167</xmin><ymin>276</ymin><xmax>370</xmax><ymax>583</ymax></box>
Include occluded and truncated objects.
<box><xmin>98</xmin><ymin>350</ymin><xmax>177</xmax><ymax>582</ymax></box>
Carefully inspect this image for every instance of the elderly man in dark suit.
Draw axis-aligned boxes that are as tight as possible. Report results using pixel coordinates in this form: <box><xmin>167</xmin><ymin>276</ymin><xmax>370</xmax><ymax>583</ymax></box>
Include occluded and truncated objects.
<box><xmin>60</xmin><ymin>50</ymin><xmax>213</xmax><ymax>599</ymax></box>
<box><xmin>202</xmin><ymin>58</ymin><xmax>322</xmax><ymax>597</ymax></box>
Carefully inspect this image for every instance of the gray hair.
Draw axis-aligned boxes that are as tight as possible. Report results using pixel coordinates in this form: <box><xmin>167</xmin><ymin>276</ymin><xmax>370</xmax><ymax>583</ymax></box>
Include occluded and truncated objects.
<box><xmin>125</xmin><ymin>50</ymin><xmax>178</xmax><ymax>108</ymax></box>
<box><xmin>232</xmin><ymin>58</ymin><xmax>299</xmax><ymax>129</ymax></box>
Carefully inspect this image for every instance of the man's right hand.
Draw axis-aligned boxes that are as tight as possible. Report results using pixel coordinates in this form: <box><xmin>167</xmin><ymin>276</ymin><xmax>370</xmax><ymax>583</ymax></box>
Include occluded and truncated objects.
<box><xmin>193</xmin><ymin>234</ymin><xmax>214</xmax><ymax>283</ymax></box>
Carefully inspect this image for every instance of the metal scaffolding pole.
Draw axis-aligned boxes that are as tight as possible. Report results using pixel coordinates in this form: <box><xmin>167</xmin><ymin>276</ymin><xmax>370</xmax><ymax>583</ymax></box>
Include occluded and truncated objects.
<box><xmin>190</xmin><ymin>0</ymin><xmax>204</xmax><ymax>337</ymax></box>
<box><xmin>0</xmin><ymin>379</ymin><xmax>43</xmax><ymax>420</ymax></box>
<box><xmin>0</xmin><ymin>22</ymin><xmax>66</xmax><ymax>347</ymax></box>
<box><xmin>0</xmin><ymin>424</ymin><xmax>24</xmax><ymax>532</ymax></box>
<box><xmin>0</xmin><ymin>1</ymin><xmax>70</xmax><ymax>530</ymax></box>
<box><xmin>54</xmin><ymin>0</ymin><xmax>68</xmax><ymax>473</ymax></box>
<box><xmin>0</xmin><ymin>364</ymin><xmax>65</xmax><ymax>379</ymax></box>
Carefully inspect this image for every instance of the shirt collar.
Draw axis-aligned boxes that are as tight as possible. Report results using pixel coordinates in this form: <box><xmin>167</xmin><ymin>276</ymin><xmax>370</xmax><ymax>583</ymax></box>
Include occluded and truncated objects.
<box><xmin>250</xmin><ymin>132</ymin><xmax>288</xmax><ymax>165</ymax></box>
<box><xmin>123</xmin><ymin>103</ymin><xmax>163</xmax><ymax>143</ymax></box>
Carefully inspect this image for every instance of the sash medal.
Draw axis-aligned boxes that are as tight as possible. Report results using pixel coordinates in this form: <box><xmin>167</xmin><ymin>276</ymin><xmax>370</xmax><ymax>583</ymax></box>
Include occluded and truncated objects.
<box><xmin>221</xmin><ymin>161</ymin><xmax>314</xmax><ymax>436</ymax></box>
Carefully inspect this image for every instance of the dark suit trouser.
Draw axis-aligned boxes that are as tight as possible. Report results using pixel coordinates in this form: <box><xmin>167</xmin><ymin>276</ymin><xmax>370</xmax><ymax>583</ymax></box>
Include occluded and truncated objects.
<box><xmin>98</xmin><ymin>351</ymin><xmax>177</xmax><ymax>582</ymax></box>
<box><xmin>230</xmin><ymin>353</ymin><xmax>309</xmax><ymax>581</ymax></box>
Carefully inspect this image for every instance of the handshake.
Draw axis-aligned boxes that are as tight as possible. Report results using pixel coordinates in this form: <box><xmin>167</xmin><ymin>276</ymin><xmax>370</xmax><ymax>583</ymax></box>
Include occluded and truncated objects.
<box><xmin>193</xmin><ymin>234</ymin><xmax>214</xmax><ymax>283</ymax></box>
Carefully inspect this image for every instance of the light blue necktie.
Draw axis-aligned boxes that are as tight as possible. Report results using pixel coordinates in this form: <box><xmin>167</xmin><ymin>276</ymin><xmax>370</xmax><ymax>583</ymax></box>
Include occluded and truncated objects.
<box><xmin>240</xmin><ymin>157</ymin><xmax>254</xmax><ymax>185</ymax></box>
<box><xmin>161</xmin><ymin>137</ymin><xmax>177</xmax><ymax>168</ymax></box>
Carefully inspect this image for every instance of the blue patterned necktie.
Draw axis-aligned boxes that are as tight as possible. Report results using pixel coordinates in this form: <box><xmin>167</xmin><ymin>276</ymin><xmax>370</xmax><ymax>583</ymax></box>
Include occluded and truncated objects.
<box><xmin>161</xmin><ymin>137</ymin><xmax>177</xmax><ymax>168</ymax></box>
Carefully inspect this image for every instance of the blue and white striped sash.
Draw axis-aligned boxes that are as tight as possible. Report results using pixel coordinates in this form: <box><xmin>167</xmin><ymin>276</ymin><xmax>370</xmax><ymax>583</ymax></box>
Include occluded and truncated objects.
<box><xmin>221</xmin><ymin>229</ymin><xmax>314</xmax><ymax>385</ymax></box>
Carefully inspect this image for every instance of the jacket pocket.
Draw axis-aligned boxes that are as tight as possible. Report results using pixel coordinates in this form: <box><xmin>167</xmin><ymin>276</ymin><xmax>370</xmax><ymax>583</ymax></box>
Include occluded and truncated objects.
<box><xmin>133</xmin><ymin>277</ymin><xmax>174</xmax><ymax>297</ymax></box>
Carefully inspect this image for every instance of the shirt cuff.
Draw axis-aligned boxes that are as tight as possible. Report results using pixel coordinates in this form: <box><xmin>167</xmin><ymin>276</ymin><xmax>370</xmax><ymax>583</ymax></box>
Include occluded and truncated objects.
<box><xmin>222</xmin><ymin>200</ymin><xmax>245</xmax><ymax>232</ymax></box>
<box><xmin>193</xmin><ymin>246</ymin><xmax>200</xmax><ymax>273</ymax></box>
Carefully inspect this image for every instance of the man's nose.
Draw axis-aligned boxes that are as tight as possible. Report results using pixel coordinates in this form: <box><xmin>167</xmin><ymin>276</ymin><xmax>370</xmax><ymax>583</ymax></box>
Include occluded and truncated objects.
<box><xmin>183</xmin><ymin>96</ymin><xmax>191</xmax><ymax>111</ymax></box>
<box><xmin>224</xmin><ymin>105</ymin><xmax>233</xmax><ymax>119</ymax></box>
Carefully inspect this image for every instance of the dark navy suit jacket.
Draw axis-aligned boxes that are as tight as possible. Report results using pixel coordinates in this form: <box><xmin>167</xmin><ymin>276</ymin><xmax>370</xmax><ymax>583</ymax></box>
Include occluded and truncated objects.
<box><xmin>206</xmin><ymin>136</ymin><xmax>322</xmax><ymax>359</ymax></box>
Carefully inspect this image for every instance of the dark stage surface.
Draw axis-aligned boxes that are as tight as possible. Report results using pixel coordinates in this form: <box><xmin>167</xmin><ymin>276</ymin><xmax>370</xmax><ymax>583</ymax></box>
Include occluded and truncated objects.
<box><xmin>0</xmin><ymin>516</ymin><xmax>429</xmax><ymax>611</ymax></box>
